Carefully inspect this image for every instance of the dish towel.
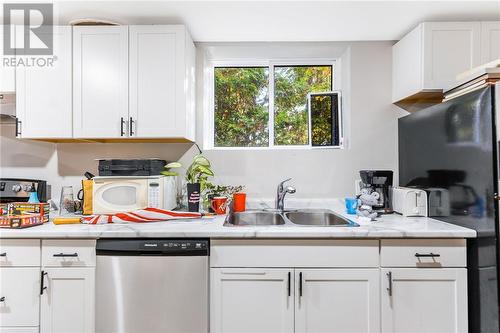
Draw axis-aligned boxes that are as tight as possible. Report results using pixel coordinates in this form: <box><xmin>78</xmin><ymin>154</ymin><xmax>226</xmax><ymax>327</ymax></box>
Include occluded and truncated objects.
<box><xmin>82</xmin><ymin>207</ymin><xmax>202</xmax><ymax>224</ymax></box>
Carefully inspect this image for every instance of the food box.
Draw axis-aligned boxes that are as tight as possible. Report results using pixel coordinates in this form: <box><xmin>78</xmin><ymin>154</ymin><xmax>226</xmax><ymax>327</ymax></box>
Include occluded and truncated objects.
<box><xmin>0</xmin><ymin>214</ymin><xmax>43</xmax><ymax>228</ymax></box>
<box><xmin>7</xmin><ymin>202</ymin><xmax>50</xmax><ymax>223</ymax></box>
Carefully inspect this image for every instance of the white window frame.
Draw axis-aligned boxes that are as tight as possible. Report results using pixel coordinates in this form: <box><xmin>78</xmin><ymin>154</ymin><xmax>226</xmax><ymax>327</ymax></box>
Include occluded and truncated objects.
<box><xmin>307</xmin><ymin>90</ymin><xmax>343</xmax><ymax>148</ymax></box>
<box><xmin>204</xmin><ymin>58</ymin><xmax>340</xmax><ymax>150</ymax></box>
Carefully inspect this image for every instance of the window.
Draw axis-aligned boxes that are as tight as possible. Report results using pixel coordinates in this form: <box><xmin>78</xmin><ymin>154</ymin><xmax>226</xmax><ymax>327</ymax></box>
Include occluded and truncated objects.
<box><xmin>209</xmin><ymin>62</ymin><xmax>341</xmax><ymax>149</ymax></box>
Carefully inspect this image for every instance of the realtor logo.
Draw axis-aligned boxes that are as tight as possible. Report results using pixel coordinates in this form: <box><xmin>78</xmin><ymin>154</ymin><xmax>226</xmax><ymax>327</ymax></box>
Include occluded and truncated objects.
<box><xmin>3</xmin><ymin>3</ymin><xmax>53</xmax><ymax>55</ymax></box>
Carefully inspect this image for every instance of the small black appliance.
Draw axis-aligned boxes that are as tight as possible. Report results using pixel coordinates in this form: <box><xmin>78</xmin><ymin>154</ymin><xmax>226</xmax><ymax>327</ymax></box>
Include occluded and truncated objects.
<box><xmin>359</xmin><ymin>170</ymin><xmax>393</xmax><ymax>213</ymax></box>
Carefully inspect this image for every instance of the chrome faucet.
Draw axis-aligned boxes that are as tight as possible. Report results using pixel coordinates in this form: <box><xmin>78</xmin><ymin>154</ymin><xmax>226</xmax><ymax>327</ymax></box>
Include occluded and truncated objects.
<box><xmin>276</xmin><ymin>178</ymin><xmax>296</xmax><ymax>211</ymax></box>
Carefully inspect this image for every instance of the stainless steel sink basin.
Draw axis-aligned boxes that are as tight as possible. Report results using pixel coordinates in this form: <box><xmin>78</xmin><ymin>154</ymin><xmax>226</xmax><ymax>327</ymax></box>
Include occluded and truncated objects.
<box><xmin>285</xmin><ymin>209</ymin><xmax>359</xmax><ymax>227</ymax></box>
<box><xmin>225</xmin><ymin>211</ymin><xmax>286</xmax><ymax>226</ymax></box>
<box><xmin>224</xmin><ymin>209</ymin><xmax>359</xmax><ymax>227</ymax></box>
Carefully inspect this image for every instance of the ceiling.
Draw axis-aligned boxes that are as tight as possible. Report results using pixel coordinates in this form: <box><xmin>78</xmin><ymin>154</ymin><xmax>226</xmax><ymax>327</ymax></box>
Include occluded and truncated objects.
<box><xmin>5</xmin><ymin>1</ymin><xmax>500</xmax><ymax>42</ymax></box>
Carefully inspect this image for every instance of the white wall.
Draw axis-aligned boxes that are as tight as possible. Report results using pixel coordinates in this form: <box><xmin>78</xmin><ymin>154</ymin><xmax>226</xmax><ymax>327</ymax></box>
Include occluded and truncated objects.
<box><xmin>188</xmin><ymin>41</ymin><xmax>407</xmax><ymax>200</ymax></box>
<box><xmin>0</xmin><ymin>41</ymin><xmax>406</xmax><ymax>202</ymax></box>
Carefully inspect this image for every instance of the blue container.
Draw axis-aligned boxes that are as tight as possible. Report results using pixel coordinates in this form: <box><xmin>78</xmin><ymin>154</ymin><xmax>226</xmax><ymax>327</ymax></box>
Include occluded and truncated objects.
<box><xmin>345</xmin><ymin>198</ymin><xmax>358</xmax><ymax>215</ymax></box>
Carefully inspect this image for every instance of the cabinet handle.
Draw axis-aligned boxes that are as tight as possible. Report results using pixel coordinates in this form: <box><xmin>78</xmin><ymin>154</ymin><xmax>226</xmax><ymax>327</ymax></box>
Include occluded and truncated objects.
<box><xmin>287</xmin><ymin>271</ymin><xmax>291</xmax><ymax>297</ymax></box>
<box><xmin>299</xmin><ymin>272</ymin><xmax>303</xmax><ymax>297</ymax></box>
<box><xmin>15</xmin><ymin>117</ymin><xmax>21</xmax><ymax>137</ymax></box>
<box><xmin>386</xmin><ymin>271</ymin><xmax>393</xmax><ymax>296</ymax></box>
<box><xmin>53</xmin><ymin>252</ymin><xmax>78</xmax><ymax>257</ymax></box>
<box><xmin>129</xmin><ymin>117</ymin><xmax>134</xmax><ymax>136</ymax></box>
<box><xmin>415</xmin><ymin>253</ymin><xmax>440</xmax><ymax>258</ymax></box>
<box><xmin>0</xmin><ymin>252</ymin><xmax>6</xmax><ymax>257</ymax></box>
<box><xmin>120</xmin><ymin>117</ymin><xmax>125</xmax><ymax>136</ymax></box>
<box><xmin>40</xmin><ymin>270</ymin><xmax>47</xmax><ymax>295</ymax></box>
<box><xmin>0</xmin><ymin>296</ymin><xmax>5</xmax><ymax>302</ymax></box>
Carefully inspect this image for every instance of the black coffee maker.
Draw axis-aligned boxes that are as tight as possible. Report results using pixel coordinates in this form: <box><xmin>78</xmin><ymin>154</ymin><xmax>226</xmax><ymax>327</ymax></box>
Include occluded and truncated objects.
<box><xmin>359</xmin><ymin>170</ymin><xmax>393</xmax><ymax>214</ymax></box>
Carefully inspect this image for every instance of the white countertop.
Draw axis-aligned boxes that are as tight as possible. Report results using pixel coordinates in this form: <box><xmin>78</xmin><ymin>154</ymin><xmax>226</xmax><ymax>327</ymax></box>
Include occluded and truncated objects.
<box><xmin>0</xmin><ymin>200</ymin><xmax>476</xmax><ymax>239</ymax></box>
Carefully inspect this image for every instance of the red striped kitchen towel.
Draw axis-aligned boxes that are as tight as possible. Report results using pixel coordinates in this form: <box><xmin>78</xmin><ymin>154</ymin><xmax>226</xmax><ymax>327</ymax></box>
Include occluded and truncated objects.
<box><xmin>81</xmin><ymin>207</ymin><xmax>202</xmax><ymax>224</ymax></box>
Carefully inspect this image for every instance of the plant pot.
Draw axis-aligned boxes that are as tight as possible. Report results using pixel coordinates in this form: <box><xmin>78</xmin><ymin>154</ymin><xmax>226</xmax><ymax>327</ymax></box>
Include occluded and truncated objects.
<box><xmin>187</xmin><ymin>182</ymin><xmax>201</xmax><ymax>212</ymax></box>
<box><xmin>207</xmin><ymin>194</ymin><xmax>215</xmax><ymax>213</ymax></box>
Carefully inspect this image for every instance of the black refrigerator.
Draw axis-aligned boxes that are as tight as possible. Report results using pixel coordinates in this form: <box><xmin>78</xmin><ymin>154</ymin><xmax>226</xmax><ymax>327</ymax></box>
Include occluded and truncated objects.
<box><xmin>399</xmin><ymin>83</ymin><xmax>499</xmax><ymax>333</ymax></box>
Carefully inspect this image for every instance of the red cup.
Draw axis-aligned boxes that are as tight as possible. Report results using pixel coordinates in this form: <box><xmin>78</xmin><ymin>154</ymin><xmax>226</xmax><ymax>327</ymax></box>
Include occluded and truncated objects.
<box><xmin>211</xmin><ymin>197</ymin><xmax>228</xmax><ymax>215</ymax></box>
<box><xmin>233</xmin><ymin>192</ymin><xmax>246</xmax><ymax>212</ymax></box>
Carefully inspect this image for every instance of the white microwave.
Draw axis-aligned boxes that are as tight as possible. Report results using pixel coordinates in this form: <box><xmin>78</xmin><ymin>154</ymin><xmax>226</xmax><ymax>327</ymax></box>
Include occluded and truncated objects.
<box><xmin>92</xmin><ymin>176</ymin><xmax>177</xmax><ymax>214</ymax></box>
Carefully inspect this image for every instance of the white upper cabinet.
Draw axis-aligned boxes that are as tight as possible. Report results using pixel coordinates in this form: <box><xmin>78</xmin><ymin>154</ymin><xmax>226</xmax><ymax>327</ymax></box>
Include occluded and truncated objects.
<box><xmin>0</xmin><ymin>25</ymin><xmax>16</xmax><ymax>92</ymax></box>
<box><xmin>295</xmin><ymin>269</ymin><xmax>380</xmax><ymax>333</ymax></box>
<box><xmin>422</xmin><ymin>22</ymin><xmax>481</xmax><ymax>89</ymax></box>
<box><xmin>211</xmin><ymin>268</ymin><xmax>294</xmax><ymax>333</ymax></box>
<box><xmin>73</xmin><ymin>26</ymin><xmax>129</xmax><ymax>139</ymax></box>
<box><xmin>16</xmin><ymin>26</ymin><xmax>72</xmax><ymax>139</ymax></box>
<box><xmin>392</xmin><ymin>21</ymin><xmax>495</xmax><ymax>110</ymax></box>
<box><xmin>381</xmin><ymin>268</ymin><xmax>468</xmax><ymax>333</ymax></box>
<box><xmin>129</xmin><ymin>25</ymin><xmax>195</xmax><ymax>140</ymax></box>
<box><xmin>71</xmin><ymin>25</ymin><xmax>195</xmax><ymax>141</ymax></box>
<box><xmin>481</xmin><ymin>21</ymin><xmax>500</xmax><ymax>63</ymax></box>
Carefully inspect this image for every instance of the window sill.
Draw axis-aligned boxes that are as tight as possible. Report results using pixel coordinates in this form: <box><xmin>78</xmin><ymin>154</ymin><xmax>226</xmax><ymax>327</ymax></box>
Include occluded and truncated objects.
<box><xmin>203</xmin><ymin>145</ymin><xmax>344</xmax><ymax>151</ymax></box>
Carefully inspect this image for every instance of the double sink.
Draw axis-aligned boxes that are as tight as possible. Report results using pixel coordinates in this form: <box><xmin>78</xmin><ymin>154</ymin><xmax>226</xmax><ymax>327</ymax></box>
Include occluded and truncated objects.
<box><xmin>224</xmin><ymin>209</ymin><xmax>359</xmax><ymax>227</ymax></box>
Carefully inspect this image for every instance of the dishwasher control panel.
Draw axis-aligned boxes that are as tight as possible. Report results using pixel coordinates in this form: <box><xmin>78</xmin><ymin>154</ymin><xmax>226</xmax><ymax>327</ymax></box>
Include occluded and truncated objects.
<box><xmin>96</xmin><ymin>239</ymin><xmax>209</xmax><ymax>256</ymax></box>
<box><xmin>140</xmin><ymin>240</ymin><xmax>208</xmax><ymax>251</ymax></box>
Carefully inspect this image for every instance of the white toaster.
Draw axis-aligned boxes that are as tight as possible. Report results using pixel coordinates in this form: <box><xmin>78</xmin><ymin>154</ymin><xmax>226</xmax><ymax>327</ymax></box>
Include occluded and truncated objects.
<box><xmin>392</xmin><ymin>186</ymin><xmax>428</xmax><ymax>217</ymax></box>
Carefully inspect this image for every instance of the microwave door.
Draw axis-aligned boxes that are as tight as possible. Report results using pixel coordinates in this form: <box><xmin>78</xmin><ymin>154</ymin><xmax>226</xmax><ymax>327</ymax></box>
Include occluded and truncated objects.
<box><xmin>94</xmin><ymin>180</ymin><xmax>148</xmax><ymax>214</ymax></box>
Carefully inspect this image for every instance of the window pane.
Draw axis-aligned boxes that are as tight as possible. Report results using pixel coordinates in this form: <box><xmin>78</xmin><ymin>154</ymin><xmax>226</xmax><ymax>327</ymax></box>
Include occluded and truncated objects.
<box><xmin>310</xmin><ymin>93</ymin><xmax>340</xmax><ymax>146</ymax></box>
<box><xmin>274</xmin><ymin>66</ymin><xmax>332</xmax><ymax>145</ymax></box>
<box><xmin>214</xmin><ymin>67</ymin><xmax>269</xmax><ymax>147</ymax></box>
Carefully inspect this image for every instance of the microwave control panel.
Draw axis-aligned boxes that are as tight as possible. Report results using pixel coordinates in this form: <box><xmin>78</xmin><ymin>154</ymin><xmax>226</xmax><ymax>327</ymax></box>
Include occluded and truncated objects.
<box><xmin>147</xmin><ymin>180</ymin><xmax>162</xmax><ymax>208</ymax></box>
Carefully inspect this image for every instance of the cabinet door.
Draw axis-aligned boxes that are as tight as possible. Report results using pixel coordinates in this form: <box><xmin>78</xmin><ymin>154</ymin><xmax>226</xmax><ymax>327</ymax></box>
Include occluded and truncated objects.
<box><xmin>423</xmin><ymin>22</ymin><xmax>481</xmax><ymax>89</ymax></box>
<box><xmin>16</xmin><ymin>26</ymin><xmax>72</xmax><ymax>138</ymax></box>
<box><xmin>73</xmin><ymin>26</ymin><xmax>128</xmax><ymax>138</ymax></box>
<box><xmin>40</xmin><ymin>268</ymin><xmax>95</xmax><ymax>333</ymax></box>
<box><xmin>381</xmin><ymin>268</ymin><xmax>467</xmax><ymax>333</ymax></box>
<box><xmin>295</xmin><ymin>269</ymin><xmax>380</xmax><ymax>333</ymax></box>
<box><xmin>481</xmin><ymin>22</ymin><xmax>500</xmax><ymax>64</ymax></box>
<box><xmin>0</xmin><ymin>268</ymin><xmax>40</xmax><ymax>327</ymax></box>
<box><xmin>211</xmin><ymin>268</ymin><xmax>294</xmax><ymax>333</ymax></box>
<box><xmin>0</xmin><ymin>25</ymin><xmax>15</xmax><ymax>93</ymax></box>
<box><xmin>129</xmin><ymin>25</ymin><xmax>184</xmax><ymax>138</ymax></box>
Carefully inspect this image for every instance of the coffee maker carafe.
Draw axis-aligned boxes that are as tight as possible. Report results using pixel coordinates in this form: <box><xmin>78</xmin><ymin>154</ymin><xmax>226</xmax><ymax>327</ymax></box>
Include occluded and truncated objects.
<box><xmin>359</xmin><ymin>170</ymin><xmax>393</xmax><ymax>214</ymax></box>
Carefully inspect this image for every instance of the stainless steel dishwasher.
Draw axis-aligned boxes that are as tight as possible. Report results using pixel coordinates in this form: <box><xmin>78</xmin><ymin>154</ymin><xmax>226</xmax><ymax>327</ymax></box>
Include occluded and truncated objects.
<box><xmin>95</xmin><ymin>239</ymin><xmax>209</xmax><ymax>333</ymax></box>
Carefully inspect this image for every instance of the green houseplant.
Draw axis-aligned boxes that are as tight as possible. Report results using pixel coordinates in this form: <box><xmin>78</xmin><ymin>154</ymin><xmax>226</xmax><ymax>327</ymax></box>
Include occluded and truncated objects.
<box><xmin>185</xmin><ymin>154</ymin><xmax>214</xmax><ymax>212</ymax></box>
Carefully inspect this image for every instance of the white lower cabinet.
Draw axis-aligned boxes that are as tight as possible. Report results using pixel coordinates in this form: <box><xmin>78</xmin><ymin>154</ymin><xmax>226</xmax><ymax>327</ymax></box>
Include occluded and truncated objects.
<box><xmin>211</xmin><ymin>268</ymin><xmax>379</xmax><ymax>333</ymax></box>
<box><xmin>40</xmin><ymin>267</ymin><xmax>95</xmax><ymax>333</ymax></box>
<box><xmin>0</xmin><ymin>268</ymin><xmax>40</xmax><ymax>328</ymax></box>
<box><xmin>295</xmin><ymin>269</ymin><xmax>380</xmax><ymax>333</ymax></box>
<box><xmin>381</xmin><ymin>268</ymin><xmax>468</xmax><ymax>333</ymax></box>
<box><xmin>211</xmin><ymin>268</ymin><xmax>294</xmax><ymax>333</ymax></box>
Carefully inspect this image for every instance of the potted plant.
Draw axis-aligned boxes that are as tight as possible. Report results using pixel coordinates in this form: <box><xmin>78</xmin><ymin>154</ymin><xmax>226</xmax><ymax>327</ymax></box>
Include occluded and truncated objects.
<box><xmin>185</xmin><ymin>154</ymin><xmax>214</xmax><ymax>212</ymax></box>
<box><xmin>205</xmin><ymin>184</ymin><xmax>244</xmax><ymax>213</ymax></box>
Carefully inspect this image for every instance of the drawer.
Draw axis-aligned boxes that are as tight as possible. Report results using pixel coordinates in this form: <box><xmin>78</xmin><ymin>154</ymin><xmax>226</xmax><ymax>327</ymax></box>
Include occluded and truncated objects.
<box><xmin>381</xmin><ymin>239</ymin><xmax>466</xmax><ymax>267</ymax></box>
<box><xmin>42</xmin><ymin>240</ymin><xmax>96</xmax><ymax>267</ymax></box>
<box><xmin>211</xmin><ymin>239</ymin><xmax>380</xmax><ymax>268</ymax></box>
<box><xmin>0</xmin><ymin>268</ymin><xmax>40</xmax><ymax>327</ymax></box>
<box><xmin>0</xmin><ymin>328</ymin><xmax>39</xmax><ymax>333</ymax></box>
<box><xmin>0</xmin><ymin>239</ymin><xmax>40</xmax><ymax>267</ymax></box>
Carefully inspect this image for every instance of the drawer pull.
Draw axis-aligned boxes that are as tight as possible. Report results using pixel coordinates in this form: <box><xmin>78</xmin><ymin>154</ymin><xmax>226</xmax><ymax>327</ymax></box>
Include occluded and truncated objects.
<box><xmin>40</xmin><ymin>271</ymin><xmax>48</xmax><ymax>295</ymax></box>
<box><xmin>287</xmin><ymin>271</ymin><xmax>291</xmax><ymax>297</ymax></box>
<box><xmin>0</xmin><ymin>296</ymin><xmax>5</xmax><ymax>302</ymax></box>
<box><xmin>53</xmin><ymin>252</ymin><xmax>78</xmax><ymax>257</ymax></box>
<box><xmin>0</xmin><ymin>252</ymin><xmax>6</xmax><ymax>257</ymax></box>
<box><xmin>221</xmin><ymin>271</ymin><xmax>266</xmax><ymax>275</ymax></box>
<box><xmin>415</xmin><ymin>253</ymin><xmax>441</xmax><ymax>258</ymax></box>
<box><xmin>386</xmin><ymin>271</ymin><xmax>393</xmax><ymax>296</ymax></box>
<box><xmin>299</xmin><ymin>272</ymin><xmax>303</xmax><ymax>297</ymax></box>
